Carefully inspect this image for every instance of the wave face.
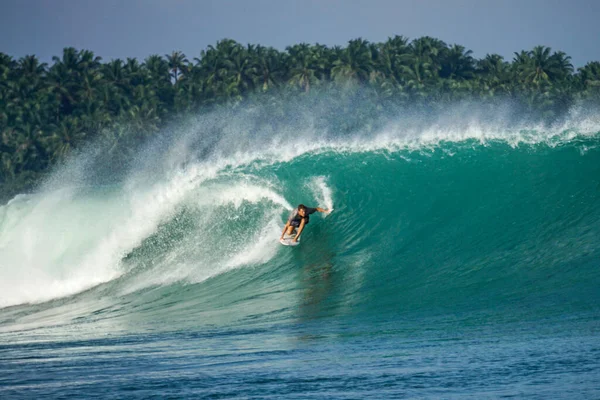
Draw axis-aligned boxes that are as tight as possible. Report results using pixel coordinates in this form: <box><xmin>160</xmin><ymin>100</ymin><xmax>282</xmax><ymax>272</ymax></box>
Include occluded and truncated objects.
<box><xmin>1</xmin><ymin>103</ymin><xmax>600</xmax><ymax>397</ymax></box>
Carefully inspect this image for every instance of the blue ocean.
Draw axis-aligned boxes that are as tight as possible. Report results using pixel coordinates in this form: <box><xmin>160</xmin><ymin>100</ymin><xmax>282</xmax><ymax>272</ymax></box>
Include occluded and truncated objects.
<box><xmin>1</xmin><ymin>103</ymin><xmax>599</xmax><ymax>398</ymax></box>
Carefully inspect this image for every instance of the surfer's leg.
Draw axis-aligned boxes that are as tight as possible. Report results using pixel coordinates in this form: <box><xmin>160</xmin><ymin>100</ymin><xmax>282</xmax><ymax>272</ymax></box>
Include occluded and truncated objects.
<box><xmin>286</xmin><ymin>220</ymin><xmax>299</xmax><ymax>236</ymax></box>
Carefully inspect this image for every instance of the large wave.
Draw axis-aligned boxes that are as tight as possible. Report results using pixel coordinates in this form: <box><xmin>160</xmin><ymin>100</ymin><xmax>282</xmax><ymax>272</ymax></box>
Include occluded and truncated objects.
<box><xmin>1</xmin><ymin>100</ymin><xmax>599</xmax><ymax>333</ymax></box>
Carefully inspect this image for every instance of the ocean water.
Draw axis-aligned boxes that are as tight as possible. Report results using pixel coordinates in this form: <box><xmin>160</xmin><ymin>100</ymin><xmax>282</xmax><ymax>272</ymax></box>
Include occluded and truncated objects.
<box><xmin>1</xmin><ymin>105</ymin><xmax>599</xmax><ymax>398</ymax></box>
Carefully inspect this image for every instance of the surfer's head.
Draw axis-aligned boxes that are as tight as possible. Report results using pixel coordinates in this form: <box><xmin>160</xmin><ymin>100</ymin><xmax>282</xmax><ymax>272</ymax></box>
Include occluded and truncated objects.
<box><xmin>297</xmin><ymin>204</ymin><xmax>307</xmax><ymax>217</ymax></box>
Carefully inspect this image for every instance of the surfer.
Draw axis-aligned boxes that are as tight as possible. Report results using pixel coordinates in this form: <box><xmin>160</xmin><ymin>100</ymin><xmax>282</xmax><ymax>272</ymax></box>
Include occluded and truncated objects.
<box><xmin>280</xmin><ymin>204</ymin><xmax>330</xmax><ymax>243</ymax></box>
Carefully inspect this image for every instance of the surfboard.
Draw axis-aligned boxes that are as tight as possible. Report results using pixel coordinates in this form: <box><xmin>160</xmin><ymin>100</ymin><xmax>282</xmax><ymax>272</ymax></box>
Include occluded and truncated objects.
<box><xmin>280</xmin><ymin>234</ymin><xmax>300</xmax><ymax>246</ymax></box>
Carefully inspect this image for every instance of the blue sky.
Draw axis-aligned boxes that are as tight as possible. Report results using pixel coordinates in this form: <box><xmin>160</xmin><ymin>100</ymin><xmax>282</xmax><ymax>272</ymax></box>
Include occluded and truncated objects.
<box><xmin>1</xmin><ymin>0</ymin><xmax>599</xmax><ymax>67</ymax></box>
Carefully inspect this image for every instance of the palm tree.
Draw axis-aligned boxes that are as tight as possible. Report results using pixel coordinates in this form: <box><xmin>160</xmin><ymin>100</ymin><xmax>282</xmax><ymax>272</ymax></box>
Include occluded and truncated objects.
<box><xmin>287</xmin><ymin>43</ymin><xmax>319</xmax><ymax>93</ymax></box>
<box><xmin>48</xmin><ymin>60</ymin><xmax>78</xmax><ymax>117</ymax></box>
<box><xmin>47</xmin><ymin>117</ymin><xmax>86</xmax><ymax>160</ymax></box>
<box><xmin>78</xmin><ymin>49</ymin><xmax>102</xmax><ymax>73</ymax></box>
<box><xmin>376</xmin><ymin>35</ymin><xmax>410</xmax><ymax>84</ymax></box>
<box><xmin>194</xmin><ymin>39</ymin><xmax>243</xmax><ymax>99</ymax></box>
<box><xmin>173</xmin><ymin>58</ymin><xmax>205</xmax><ymax>111</ymax></box>
<box><xmin>10</xmin><ymin>123</ymin><xmax>47</xmax><ymax>173</ymax></box>
<box><xmin>331</xmin><ymin>38</ymin><xmax>374</xmax><ymax>84</ymax></box>
<box><xmin>5</xmin><ymin>56</ymin><xmax>48</xmax><ymax>123</ymax></box>
<box><xmin>17</xmin><ymin>55</ymin><xmax>47</xmax><ymax>81</ymax></box>
<box><xmin>0</xmin><ymin>54</ymin><xmax>15</xmax><ymax>118</ymax></box>
<box><xmin>253</xmin><ymin>45</ymin><xmax>284</xmax><ymax>91</ymax></box>
<box><xmin>577</xmin><ymin>61</ymin><xmax>600</xmax><ymax>101</ymax></box>
<box><xmin>222</xmin><ymin>44</ymin><xmax>258</xmax><ymax>97</ymax></box>
<box><xmin>52</xmin><ymin>47</ymin><xmax>81</xmax><ymax>73</ymax></box>
<box><xmin>527</xmin><ymin>46</ymin><xmax>556</xmax><ymax>84</ymax></box>
<box><xmin>550</xmin><ymin>51</ymin><xmax>574</xmax><ymax>81</ymax></box>
<box><xmin>394</xmin><ymin>36</ymin><xmax>448</xmax><ymax>100</ymax></box>
<box><xmin>476</xmin><ymin>54</ymin><xmax>513</xmax><ymax>97</ymax></box>
<box><xmin>100</xmin><ymin>59</ymin><xmax>130</xmax><ymax>114</ymax></box>
<box><xmin>440</xmin><ymin>44</ymin><xmax>475</xmax><ymax>80</ymax></box>
<box><xmin>124</xmin><ymin>57</ymin><xmax>145</xmax><ymax>86</ymax></box>
<box><xmin>166</xmin><ymin>51</ymin><xmax>188</xmax><ymax>83</ymax></box>
<box><xmin>515</xmin><ymin>46</ymin><xmax>571</xmax><ymax>86</ymax></box>
<box><xmin>77</xmin><ymin>68</ymin><xmax>102</xmax><ymax>114</ymax></box>
<box><xmin>143</xmin><ymin>54</ymin><xmax>173</xmax><ymax>112</ymax></box>
<box><xmin>174</xmin><ymin>77</ymin><xmax>204</xmax><ymax>112</ymax></box>
<box><xmin>409</xmin><ymin>36</ymin><xmax>447</xmax><ymax>77</ymax></box>
<box><xmin>143</xmin><ymin>55</ymin><xmax>170</xmax><ymax>84</ymax></box>
<box><xmin>578</xmin><ymin>61</ymin><xmax>600</xmax><ymax>86</ymax></box>
<box><xmin>127</xmin><ymin>102</ymin><xmax>160</xmax><ymax>137</ymax></box>
<box><xmin>0</xmin><ymin>53</ymin><xmax>15</xmax><ymax>79</ymax></box>
<box><xmin>310</xmin><ymin>43</ymin><xmax>334</xmax><ymax>80</ymax></box>
<box><xmin>400</xmin><ymin>59</ymin><xmax>432</xmax><ymax>100</ymax></box>
<box><xmin>195</xmin><ymin>46</ymin><xmax>222</xmax><ymax>96</ymax></box>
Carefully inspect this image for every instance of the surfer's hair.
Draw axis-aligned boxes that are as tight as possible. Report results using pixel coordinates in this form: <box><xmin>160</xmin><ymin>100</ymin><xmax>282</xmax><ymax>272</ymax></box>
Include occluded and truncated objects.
<box><xmin>298</xmin><ymin>204</ymin><xmax>307</xmax><ymax>211</ymax></box>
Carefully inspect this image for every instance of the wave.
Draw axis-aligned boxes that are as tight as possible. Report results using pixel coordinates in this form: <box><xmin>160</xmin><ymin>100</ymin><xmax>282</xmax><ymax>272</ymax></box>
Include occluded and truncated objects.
<box><xmin>1</xmin><ymin>103</ymin><xmax>599</xmax><ymax>331</ymax></box>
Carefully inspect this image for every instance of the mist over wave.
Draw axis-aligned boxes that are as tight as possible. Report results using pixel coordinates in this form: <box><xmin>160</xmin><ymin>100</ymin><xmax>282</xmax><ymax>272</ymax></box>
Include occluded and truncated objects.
<box><xmin>0</xmin><ymin>97</ymin><xmax>599</xmax><ymax>328</ymax></box>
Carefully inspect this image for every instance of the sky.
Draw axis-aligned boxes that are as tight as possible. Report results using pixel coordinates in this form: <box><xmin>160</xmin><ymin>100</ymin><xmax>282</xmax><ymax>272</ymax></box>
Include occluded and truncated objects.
<box><xmin>1</xmin><ymin>0</ymin><xmax>599</xmax><ymax>67</ymax></box>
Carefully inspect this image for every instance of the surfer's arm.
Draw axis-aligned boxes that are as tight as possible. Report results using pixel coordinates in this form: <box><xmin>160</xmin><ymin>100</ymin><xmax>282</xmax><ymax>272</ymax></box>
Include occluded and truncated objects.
<box><xmin>294</xmin><ymin>218</ymin><xmax>306</xmax><ymax>241</ymax></box>
<box><xmin>315</xmin><ymin>207</ymin><xmax>329</xmax><ymax>213</ymax></box>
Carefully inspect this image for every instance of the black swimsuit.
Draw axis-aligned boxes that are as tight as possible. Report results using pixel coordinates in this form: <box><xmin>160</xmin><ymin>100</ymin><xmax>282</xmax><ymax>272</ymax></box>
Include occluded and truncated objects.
<box><xmin>288</xmin><ymin>207</ymin><xmax>318</xmax><ymax>227</ymax></box>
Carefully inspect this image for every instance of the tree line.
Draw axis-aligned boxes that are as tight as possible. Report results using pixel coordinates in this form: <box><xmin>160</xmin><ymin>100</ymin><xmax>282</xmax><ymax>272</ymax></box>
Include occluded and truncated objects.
<box><xmin>1</xmin><ymin>36</ymin><xmax>599</xmax><ymax>196</ymax></box>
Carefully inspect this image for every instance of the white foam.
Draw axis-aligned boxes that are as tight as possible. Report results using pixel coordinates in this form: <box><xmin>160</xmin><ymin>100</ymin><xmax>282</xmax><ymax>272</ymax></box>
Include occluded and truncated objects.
<box><xmin>0</xmin><ymin>189</ymin><xmax>126</xmax><ymax>307</ymax></box>
<box><xmin>194</xmin><ymin>180</ymin><xmax>292</xmax><ymax>210</ymax></box>
<box><xmin>115</xmin><ymin>179</ymin><xmax>290</xmax><ymax>295</ymax></box>
<box><xmin>308</xmin><ymin>176</ymin><xmax>334</xmax><ymax>212</ymax></box>
<box><xmin>223</xmin><ymin>216</ymin><xmax>281</xmax><ymax>270</ymax></box>
<box><xmin>0</xmin><ymin>160</ymin><xmax>220</xmax><ymax>307</ymax></box>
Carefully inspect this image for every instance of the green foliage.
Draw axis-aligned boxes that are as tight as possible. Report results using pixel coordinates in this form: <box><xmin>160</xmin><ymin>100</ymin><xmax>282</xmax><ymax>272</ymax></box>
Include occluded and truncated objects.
<box><xmin>0</xmin><ymin>38</ymin><xmax>597</xmax><ymax>198</ymax></box>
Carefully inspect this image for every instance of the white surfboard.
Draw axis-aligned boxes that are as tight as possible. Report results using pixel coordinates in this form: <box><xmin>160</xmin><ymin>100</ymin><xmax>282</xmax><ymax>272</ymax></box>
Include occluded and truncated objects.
<box><xmin>280</xmin><ymin>234</ymin><xmax>300</xmax><ymax>246</ymax></box>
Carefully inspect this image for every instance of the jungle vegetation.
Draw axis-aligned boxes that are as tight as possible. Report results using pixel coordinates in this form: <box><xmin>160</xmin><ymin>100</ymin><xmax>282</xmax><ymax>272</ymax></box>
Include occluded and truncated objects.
<box><xmin>1</xmin><ymin>36</ymin><xmax>599</xmax><ymax>197</ymax></box>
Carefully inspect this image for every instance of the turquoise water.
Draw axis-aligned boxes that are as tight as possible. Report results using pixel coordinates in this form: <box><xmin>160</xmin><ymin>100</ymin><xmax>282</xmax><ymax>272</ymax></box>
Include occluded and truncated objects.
<box><xmin>1</xmin><ymin>108</ymin><xmax>600</xmax><ymax>398</ymax></box>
